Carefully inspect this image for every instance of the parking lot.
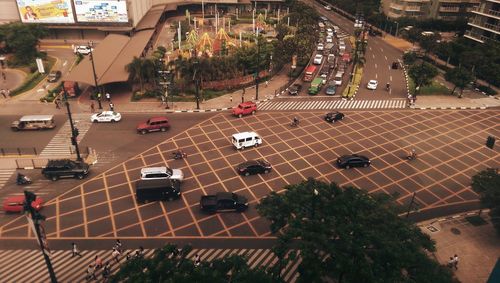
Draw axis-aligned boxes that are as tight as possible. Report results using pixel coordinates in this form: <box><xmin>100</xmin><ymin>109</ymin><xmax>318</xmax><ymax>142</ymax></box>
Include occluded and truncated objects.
<box><xmin>1</xmin><ymin>109</ymin><xmax>498</xmax><ymax>239</ymax></box>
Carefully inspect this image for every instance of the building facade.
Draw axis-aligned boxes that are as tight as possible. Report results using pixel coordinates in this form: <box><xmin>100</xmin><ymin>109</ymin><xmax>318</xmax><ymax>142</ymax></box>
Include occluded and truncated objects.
<box><xmin>465</xmin><ymin>0</ymin><xmax>500</xmax><ymax>43</ymax></box>
<box><xmin>383</xmin><ymin>0</ymin><xmax>479</xmax><ymax>19</ymax></box>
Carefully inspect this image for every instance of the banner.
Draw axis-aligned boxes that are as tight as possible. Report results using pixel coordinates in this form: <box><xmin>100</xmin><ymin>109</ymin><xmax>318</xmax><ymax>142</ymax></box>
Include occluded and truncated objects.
<box><xmin>17</xmin><ymin>0</ymin><xmax>75</xmax><ymax>23</ymax></box>
<box><xmin>74</xmin><ymin>0</ymin><xmax>128</xmax><ymax>23</ymax></box>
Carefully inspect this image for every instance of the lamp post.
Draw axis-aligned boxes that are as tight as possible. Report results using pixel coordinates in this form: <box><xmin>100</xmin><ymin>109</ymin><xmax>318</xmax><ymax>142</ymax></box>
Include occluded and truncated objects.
<box><xmin>254</xmin><ymin>33</ymin><xmax>260</xmax><ymax>101</ymax></box>
<box><xmin>394</xmin><ymin>21</ymin><xmax>400</xmax><ymax>37</ymax></box>
<box><xmin>193</xmin><ymin>60</ymin><xmax>201</xmax><ymax>110</ymax></box>
<box><xmin>88</xmin><ymin>41</ymin><xmax>102</xmax><ymax>109</ymax></box>
<box><xmin>62</xmin><ymin>82</ymin><xmax>82</xmax><ymax>161</ymax></box>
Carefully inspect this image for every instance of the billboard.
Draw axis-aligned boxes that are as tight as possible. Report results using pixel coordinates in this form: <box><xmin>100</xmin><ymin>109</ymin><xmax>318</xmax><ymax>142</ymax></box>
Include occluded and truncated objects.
<box><xmin>74</xmin><ymin>1</ymin><xmax>128</xmax><ymax>23</ymax></box>
<box><xmin>17</xmin><ymin>0</ymin><xmax>75</xmax><ymax>23</ymax></box>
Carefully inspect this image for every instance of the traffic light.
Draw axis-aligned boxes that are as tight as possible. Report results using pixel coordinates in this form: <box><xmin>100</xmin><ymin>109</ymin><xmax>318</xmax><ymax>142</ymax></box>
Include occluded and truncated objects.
<box><xmin>71</xmin><ymin>136</ymin><xmax>77</xmax><ymax>145</ymax></box>
<box><xmin>72</xmin><ymin>127</ymin><xmax>79</xmax><ymax>137</ymax></box>
<box><xmin>486</xmin><ymin>136</ymin><xmax>495</xmax><ymax>149</ymax></box>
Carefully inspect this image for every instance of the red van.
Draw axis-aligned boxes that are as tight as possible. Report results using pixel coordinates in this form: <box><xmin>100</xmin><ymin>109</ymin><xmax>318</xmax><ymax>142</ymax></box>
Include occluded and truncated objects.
<box><xmin>232</xmin><ymin>101</ymin><xmax>257</xmax><ymax>118</ymax></box>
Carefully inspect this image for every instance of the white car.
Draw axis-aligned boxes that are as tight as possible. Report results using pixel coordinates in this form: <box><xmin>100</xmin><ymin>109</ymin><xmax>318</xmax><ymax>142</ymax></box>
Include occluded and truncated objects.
<box><xmin>324</xmin><ymin>5</ymin><xmax>332</xmax><ymax>10</ymax></box>
<box><xmin>91</xmin><ymin>111</ymin><xmax>121</xmax><ymax>123</ymax></box>
<box><xmin>313</xmin><ymin>54</ymin><xmax>323</xmax><ymax>65</ymax></box>
<box><xmin>141</xmin><ymin>167</ymin><xmax>184</xmax><ymax>182</ymax></box>
<box><xmin>74</xmin><ymin>45</ymin><xmax>93</xmax><ymax>55</ymax></box>
<box><xmin>367</xmin><ymin>80</ymin><xmax>378</xmax><ymax>90</ymax></box>
<box><xmin>326</xmin><ymin>36</ymin><xmax>333</xmax><ymax>43</ymax></box>
<box><xmin>317</xmin><ymin>43</ymin><xmax>324</xmax><ymax>51</ymax></box>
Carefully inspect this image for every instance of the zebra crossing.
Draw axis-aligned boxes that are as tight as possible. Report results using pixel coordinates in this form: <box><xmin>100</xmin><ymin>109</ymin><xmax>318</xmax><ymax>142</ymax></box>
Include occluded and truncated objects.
<box><xmin>40</xmin><ymin>114</ymin><xmax>92</xmax><ymax>157</ymax></box>
<box><xmin>0</xmin><ymin>248</ymin><xmax>301</xmax><ymax>282</ymax></box>
<box><xmin>0</xmin><ymin>169</ymin><xmax>15</xmax><ymax>190</ymax></box>
<box><xmin>258</xmin><ymin>99</ymin><xmax>406</xmax><ymax>110</ymax></box>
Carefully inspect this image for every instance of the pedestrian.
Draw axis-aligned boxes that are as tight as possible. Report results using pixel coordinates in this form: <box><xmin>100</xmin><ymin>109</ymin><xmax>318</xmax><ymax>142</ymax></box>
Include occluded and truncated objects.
<box><xmin>2</xmin><ymin>72</ymin><xmax>6</xmax><ymax>81</ymax></box>
<box><xmin>94</xmin><ymin>255</ymin><xmax>103</xmax><ymax>269</ymax></box>
<box><xmin>453</xmin><ymin>254</ymin><xmax>459</xmax><ymax>270</ymax></box>
<box><xmin>109</xmin><ymin>102</ymin><xmax>114</xmax><ymax>111</ymax></box>
<box><xmin>86</xmin><ymin>264</ymin><xmax>97</xmax><ymax>280</ymax></box>
<box><xmin>160</xmin><ymin>95</ymin><xmax>166</xmax><ymax>105</ymax></box>
<box><xmin>265</xmin><ymin>80</ymin><xmax>269</xmax><ymax>88</ymax></box>
<box><xmin>1</xmin><ymin>89</ymin><xmax>5</xmax><ymax>98</ymax></box>
<box><xmin>230</xmin><ymin>94</ymin><xmax>233</xmax><ymax>103</ymax></box>
<box><xmin>55</xmin><ymin>99</ymin><xmax>60</xmax><ymax>109</ymax></box>
<box><xmin>194</xmin><ymin>254</ymin><xmax>201</xmax><ymax>267</ymax></box>
<box><xmin>114</xmin><ymin>239</ymin><xmax>122</xmax><ymax>252</ymax></box>
<box><xmin>135</xmin><ymin>246</ymin><xmax>144</xmax><ymax>259</ymax></box>
<box><xmin>112</xmin><ymin>247</ymin><xmax>121</xmax><ymax>263</ymax></box>
<box><xmin>105</xmin><ymin>92</ymin><xmax>111</xmax><ymax>101</ymax></box>
<box><xmin>6</xmin><ymin>89</ymin><xmax>10</xmax><ymax>97</ymax></box>
<box><xmin>90</xmin><ymin>102</ymin><xmax>95</xmax><ymax>113</ymax></box>
<box><xmin>125</xmin><ymin>251</ymin><xmax>132</xmax><ymax>261</ymax></box>
<box><xmin>447</xmin><ymin>257</ymin><xmax>454</xmax><ymax>268</ymax></box>
<box><xmin>102</xmin><ymin>262</ymin><xmax>111</xmax><ymax>280</ymax></box>
<box><xmin>71</xmin><ymin>242</ymin><xmax>82</xmax><ymax>257</ymax></box>
<box><xmin>241</xmin><ymin>87</ymin><xmax>245</xmax><ymax>103</ymax></box>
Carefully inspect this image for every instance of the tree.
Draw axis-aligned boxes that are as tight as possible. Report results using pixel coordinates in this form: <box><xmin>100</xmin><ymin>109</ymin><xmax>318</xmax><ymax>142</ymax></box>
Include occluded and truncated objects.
<box><xmin>110</xmin><ymin>244</ymin><xmax>279</xmax><ymax>283</ymax></box>
<box><xmin>0</xmin><ymin>23</ymin><xmax>48</xmax><ymax>65</ymax></box>
<box><xmin>471</xmin><ymin>168</ymin><xmax>500</xmax><ymax>235</ymax></box>
<box><xmin>445</xmin><ymin>67</ymin><xmax>474</xmax><ymax>98</ymax></box>
<box><xmin>408</xmin><ymin>62</ymin><xmax>438</xmax><ymax>95</ymax></box>
<box><xmin>257</xmin><ymin>178</ymin><xmax>454</xmax><ymax>283</ymax></box>
<box><xmin>403</xmin><ymin>51</ymin><xmax>418</xmax><ymax>65</ymax></box>
<box><xmin>125</xmin><ymin>57</ymin><xmax>155</xmax><ymax>93</ymax></box>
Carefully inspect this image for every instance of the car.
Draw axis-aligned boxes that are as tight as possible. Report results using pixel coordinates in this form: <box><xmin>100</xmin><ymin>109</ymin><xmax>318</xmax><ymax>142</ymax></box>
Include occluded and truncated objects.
<box><xmin>313</xmin><ymin>54</ymin><xmax>323</xmax><ymax>65</ymax></box>
<box><xmin>324</xmin><ymin>111</ymin><xmax>344</xmax><ymax>122</ymax></box>
<box><xmin>391</xmin><ymin>61</ymin><xmax>399</xmax><ymax>69</ymax></box>
<box><xmin>42</xmin><ymin>159</ymin><xmax>90</xmax><ymax>181</ymax></box>
<box><xmin>325</xmin><ymin>83</ymin><xmax>337</xmax><ymax>95</ymax></box>
<box><xmin>336</xmin><ymin>154</ymin><xmax>371</xmax><ymax>169</ymax></box>
<box><xmin>324</xmin><ymin>5</ymin><xmax>332</xmax><ymax>10</ymax></box>
<box><xmin>91</xmin><ymin>111</ymin><xmax>122</xmax><ymax>123</ymax></box>
<box><xmin>3</xmin><ymin>195</ymin><xmax>43</xmax><ymax>213</ymax></box>
<box><xmin>288</xmin><ymin>84</ymin><xmax>302</xmax><ymax>95</ymax></box>
<box><xmin>367</xmin><ymin>80</ymin><xmax>378</xmax><ymax>90</ymax></box>
<box><xmin>200</xmin><ymin>192</ymin><xmax>248</xmax><ymax>213</ymax></box>
<box><xmin>317</xmin><ymin>43</ymin><xmax>324</xmax><ymax>51</ymax></box>
<box><xmin>137</xmin><ymin>116</ymin><xmax>170</xmax><ymax>134</ymax></box>
<box><xmin>73</xmin><ymin>45</ymin><xmax>93</xmax><ymax>55</ymax></box>
<box><xmin>232</xmin><ymin>101</ymin><xmax>257</xmax><ymax>118</ymax></box>
<box><xmin>236</xmin><ymin>160</ymin><xmax>272</xmax><ymax>176</ymax></box>
<box><xmin>140</xmin><ymin>166</ymin><xmax>184</xmax><ymax>182</ymax></box>
<box><xmin>326</xmin><ymin>36</ymin><xmax>333</xmax><ymax>43</ymax></box>
<box><xmin>47</xmin><ymin>70</ymin><xmax>61</xmax><ymax>83</ymax></box>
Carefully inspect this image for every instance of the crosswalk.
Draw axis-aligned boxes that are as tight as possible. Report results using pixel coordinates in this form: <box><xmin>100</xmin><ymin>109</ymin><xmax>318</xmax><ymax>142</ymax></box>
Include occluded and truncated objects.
<box><xmin>0</xmin><ymin>169</ymin><xmax>15</xmax><ymax>190</ymax></box>
<box><xmin>40</xmin><ymin>114</ymin><xmax>92</xmax><ymax>157</ymax></box>
<box><xmin>258</xmin><ymin>99</ymin><xmax>406</xmax><ymax>110</ymax></box>
<box><xmin>0</xmin><ymin>248</ymin><xmax>301</xmax><ymax>282</ymax></box>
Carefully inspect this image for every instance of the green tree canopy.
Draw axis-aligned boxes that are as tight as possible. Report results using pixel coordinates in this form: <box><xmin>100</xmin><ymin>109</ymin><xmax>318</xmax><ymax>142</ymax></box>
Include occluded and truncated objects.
<box><xmin>409</xmin><ymin>62</ymin><xmax>439</xmax><ymax>95</ymax></box>
<box><xmin>0</xmin><ymin>22</ymin><xmax>48</xmax><ymax>65</ymax></box>
<box><xmin>110</xmin><ymin>244</ymin><xmax>279</xmax><ymax>283</ymax></box>
<box><xmin>125</xmin><ymin>56</ymin><xmax>156</xmax><ymax>93</ymax></box>
<box><xmin>471</xmin><ymin>168</ymin><xmax>500</xmax><ymax>235</ymax></box>
<box><xmin>444</xmin><ymin>67</ymin><xmax>474</xmax><ymax>97</ymax></box>
<box><xmin>257</xmin><ymin>178</ymin><xmax>454</xmax><ymax>283</ymax></box>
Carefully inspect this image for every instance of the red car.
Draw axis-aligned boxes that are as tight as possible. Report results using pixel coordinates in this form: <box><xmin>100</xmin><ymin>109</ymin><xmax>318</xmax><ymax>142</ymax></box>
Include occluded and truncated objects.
<box><xmin>136</xmin><ymin>116</ymin><xmax>170</xmax><ymax>134</ymax></box>
<box><xmin>232</xmin><ymin>101</ymin><xmax>257</xmax><ymax>118</ymax></box>
<box><xmin>3</xmin><ymin>195</ymin><xmax>43</xmax><ymax>213</ymax></box>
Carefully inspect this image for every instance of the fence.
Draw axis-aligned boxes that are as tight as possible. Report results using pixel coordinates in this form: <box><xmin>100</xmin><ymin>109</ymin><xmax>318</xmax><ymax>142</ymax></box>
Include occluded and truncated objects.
<box><xmin>0</xmin><ymin>147</ymin><xmax>38</xmax><ymax>156</ymax></box>
<box><xmin>15</xmin><ymin>158</ymin><xmax>49</xmax><ymax>169</ymax></box>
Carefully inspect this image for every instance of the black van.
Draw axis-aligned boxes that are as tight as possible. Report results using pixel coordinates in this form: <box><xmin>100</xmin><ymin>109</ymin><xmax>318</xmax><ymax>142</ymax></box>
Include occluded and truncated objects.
<box><xmin>135</xmin><ymin>179</ymin><xmax>181</xmax><ymax>203</ymax></box>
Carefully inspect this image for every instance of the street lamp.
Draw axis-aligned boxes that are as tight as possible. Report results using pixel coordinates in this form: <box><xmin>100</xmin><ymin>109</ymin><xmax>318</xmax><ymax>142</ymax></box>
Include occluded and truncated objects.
<box><xmin>394</xmin><ymin>21</ymin><xmax>400</xmax><ymax>37</ymax></box>
<box><xmin>254</xmin><ymin>33</ymin><xmax>260</xmax><ymax>101</ymax></box>
<box><xmin>88</xmin><ymin>41</ymin><xmax>102</xmax><ymax>109</ymax></box>
<box><xmin>193</xmin><ymin>60</ymin><xmax>201</xmax><ymax>110</ymax></box>
<box><xmin>62</xmin><ymin>82</ymin><xmax>82</xmax><ymax>161</ymax></box>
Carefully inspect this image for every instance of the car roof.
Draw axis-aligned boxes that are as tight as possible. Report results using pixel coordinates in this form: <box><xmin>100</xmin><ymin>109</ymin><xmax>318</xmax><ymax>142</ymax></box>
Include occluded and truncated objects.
<box><xmin>232</xmin><ymin>131</ymin><xmax>259</xmax><ymax>139</ymax></box>
<box><xmin>340</xmin><ymin>154</ymin><xmax>367</xmax><ymax>160</ymax></box>
<box><xmin>97</xmin><ymin>111</ymin><xmax>118</xmax><ymax>115</ymax></box>
<box><xmin>141</xmin><ymin>167</ymin><xmax>167</xmax><ymax>174</ymax></box>
<box><xmin>19</xmin><ymin>115</ymin><xmax>54</xmax><ymax>122</ymax></box>
<box><xmin>369</xmin><ymin>80</ymin><xmax>378</xmax><ymax>83</ymax></box>
<box><xmin>238</xmin><ymin>101</ymin><xmax>256</xmax><ymax>107</ymax></box>
<box><xmin>216</xmin><ymin>192</ymin><xmax>235</xmax><ymax>200</ymax></box>
<box><xmin>148</xmin><ymin>116</ymin><xmax>168</xmax><ymax>122</ymax></box>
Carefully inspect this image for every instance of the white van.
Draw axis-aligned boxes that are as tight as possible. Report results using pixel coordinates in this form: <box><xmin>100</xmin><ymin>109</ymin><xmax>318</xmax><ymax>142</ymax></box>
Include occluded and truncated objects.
<box><xmin>334</xmin><ymin>72</ymin><xmax>343</xmax><ymax>86</ymax></box>
<box><xmin>232</xmin><ymin>132</ymin><xmax>262</xmax><ymax>150</ymax></box>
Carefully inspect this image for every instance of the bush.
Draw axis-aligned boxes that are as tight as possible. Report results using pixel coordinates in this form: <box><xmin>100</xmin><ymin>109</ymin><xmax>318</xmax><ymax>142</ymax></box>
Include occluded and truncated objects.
<box><xmin>40</xmin><ymin>84</ymin><xmax>62</xmax><ymax>102</ymax></box>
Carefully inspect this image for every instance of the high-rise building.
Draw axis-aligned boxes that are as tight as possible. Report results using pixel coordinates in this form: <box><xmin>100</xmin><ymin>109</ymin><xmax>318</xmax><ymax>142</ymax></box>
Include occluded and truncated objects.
<box><xmin>464</xmin><ymin>0</ymin><xmax>500</xmax><ymax>43</ymax></box>
<box><xmin>384</xmin><ymin>0</ymin><xmax>431</xmax><ymax>19</ymax></box>
<box><xmin>383</xmin><ymin>0</ymin><xmax>480</xmax><ymax>20</ymax></box>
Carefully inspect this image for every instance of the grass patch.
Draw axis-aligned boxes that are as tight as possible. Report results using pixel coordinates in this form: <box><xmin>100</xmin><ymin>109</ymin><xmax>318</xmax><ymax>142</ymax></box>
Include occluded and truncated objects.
<box><xmin>342</xmin><ymin>66</ymin><xmax>363</xmax><ymax>99</ymax></box>
<box><xmin>465</xmin><ymin>215</ymin><xmax>488</xmax><ymax>226</ymax></box>
<box><xmin>11</xmin><ymin>56</ymin><xmax>56</xmax><ymax>97</ymax></box>
<box><xmin>407</xmin><ymin>77</ymin><xmax>451</xmax><ymax>95</ymax></box>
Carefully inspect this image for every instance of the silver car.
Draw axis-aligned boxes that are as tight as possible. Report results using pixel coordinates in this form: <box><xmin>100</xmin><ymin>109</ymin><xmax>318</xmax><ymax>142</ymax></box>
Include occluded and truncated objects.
<box><xmin>140</xmin><ymin>167</ymin><xmax>184</xmax><ymax>182</ymax></box>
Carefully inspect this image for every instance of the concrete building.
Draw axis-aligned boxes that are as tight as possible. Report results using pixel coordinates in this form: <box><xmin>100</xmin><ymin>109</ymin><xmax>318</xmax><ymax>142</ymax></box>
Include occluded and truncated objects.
<box><xmin>384</xmin><ymin>0</ymin><xmax>432</xmax><ymax>18</ymax></box>
<box><xmin>383</xmin><ymin>0</ymin><xmax>479</xmax><ymax>20</ymax></box>
<box><xmin>465</xmin><ymin>0</ymin><xmax>500</xmax><ymax>43</ymax></box>
<box><xmin>429</xmin><ymin>0</ymin><xmax>480</xmax><ymax>20</ymax></box>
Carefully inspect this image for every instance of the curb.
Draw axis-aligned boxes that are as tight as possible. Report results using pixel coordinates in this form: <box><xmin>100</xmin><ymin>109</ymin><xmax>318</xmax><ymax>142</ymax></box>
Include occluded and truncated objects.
<box><xmin>414</xmin><ymin>106</ymin><xmax>488</xmax><ymax>110</ymax></box>
<box><xmin>418</xmin><ymin>209</ymin><xmax>488</xmax><ymax>227</ymax></box>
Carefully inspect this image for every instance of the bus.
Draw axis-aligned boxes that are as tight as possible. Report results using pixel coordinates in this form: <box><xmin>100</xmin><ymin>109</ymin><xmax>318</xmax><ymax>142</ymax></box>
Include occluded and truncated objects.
<box><xmin>303</xmin><ymin>65</ymin><xmax>317</xmax><ymax>82</ymax></box>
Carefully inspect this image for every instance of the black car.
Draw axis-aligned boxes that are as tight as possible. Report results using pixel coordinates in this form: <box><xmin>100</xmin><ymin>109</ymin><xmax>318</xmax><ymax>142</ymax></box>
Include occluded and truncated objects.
<box><xmin>42</xmin><ymin>159</ymin><xmax>90</xmax><ymax>181</ymax></box>
<box><xmin>324</xmin><ymin>111</ymin><xmax>344</xmax><ymax>123</ymax></box>
<box><xmin>47</xmin><ymin>70</ymin><xmax>62</xmax><ymax>83</ymax></box>
<box><xmin>200</xmin><ymin>192</ymin><xmax>248</xmax><ymax>213</ymax></box>
<box><xmin>288</xmin><ymin>84</ymin><xmax>302</xmax><ymax>95</ymax></box>
<box><xmin>237</xmin><ymin>160</ymin><xmax>272</xmax><ymax>176</ymax></box>
<box><xmin>391</xmin><ymin>61</ymin><xmax>399</xmax><ymax>69</ymax></box>
<box><xmin>336</xmin><ymin>154</ymin><xmax>371</xmax><ymax>169</ymax></box>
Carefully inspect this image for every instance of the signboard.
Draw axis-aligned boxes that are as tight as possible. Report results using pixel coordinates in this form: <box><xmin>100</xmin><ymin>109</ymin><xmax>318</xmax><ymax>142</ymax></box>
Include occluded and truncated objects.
<box><xmin>74</xmin><ymin>0</ymin><xmax>128</xmax><ymax>23</ymax></box>
<box><xmin>17</xmin><ymin>0</ymin><xmax>75</xmax><ymax>23</ymax></box>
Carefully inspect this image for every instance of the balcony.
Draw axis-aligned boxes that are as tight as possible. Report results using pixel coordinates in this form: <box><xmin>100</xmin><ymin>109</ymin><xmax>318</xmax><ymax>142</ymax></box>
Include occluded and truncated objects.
<box><xmin>390</xmin><ymin>3</ymin><xmax>405</xmax><ymax>10</ymax></box>
<box><xmin>439</xmin><ymin>6</ymin><xmax>460</xmax><ymax>12</ymax></box>
<box><xmin>468</xmin><ymin>20</ymin><xmax>500</xmax><ymax>32</ymax></box>
<box><xmin>405</xmin><ymin>6</ymin><xmax>423</xmax><ymax>11</ymax></box>
<box><xmin>472</xmin><ymin>7</ymin><xmax>500</xmax><ymax>19</ymax></box>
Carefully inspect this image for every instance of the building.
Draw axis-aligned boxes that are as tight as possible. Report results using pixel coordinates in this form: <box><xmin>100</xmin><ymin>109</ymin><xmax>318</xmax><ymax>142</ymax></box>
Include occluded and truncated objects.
<box><xmin>465</xmin><ymin>0</ymin><xmax>500</xmax><ymax>43</ymax></box>
<box><xmin>383</xmin><ymin>0</ymin><xmax>479</xmax><ymax>20</ymax></box>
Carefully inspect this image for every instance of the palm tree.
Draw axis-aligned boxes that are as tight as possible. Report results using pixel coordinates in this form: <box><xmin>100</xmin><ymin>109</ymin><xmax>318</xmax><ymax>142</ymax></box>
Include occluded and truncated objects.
<box><xmin>125</xmin><ymin>57</ymin><xmax>155</xmax><ymax>94</ymax></box>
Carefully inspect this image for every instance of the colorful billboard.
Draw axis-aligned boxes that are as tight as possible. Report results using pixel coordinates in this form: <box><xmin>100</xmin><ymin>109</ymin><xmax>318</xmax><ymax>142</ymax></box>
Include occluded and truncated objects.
<box><xmin>74</xmin><ymin>1</ymin><xmax>128</xmax><ymax>23</ymax></box>
<box><xmin>17</xmin><ymin>0</ymin><xmax>75</xmax><ymax>23</ymax></box>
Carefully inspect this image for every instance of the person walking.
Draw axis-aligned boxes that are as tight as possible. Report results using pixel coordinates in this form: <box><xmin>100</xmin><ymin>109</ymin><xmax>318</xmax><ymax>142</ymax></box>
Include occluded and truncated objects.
<box><xmin>86</xmin><ymin>264</ymin><xmax>97</xmax><ymax>281</ymax></box>
<box><xmin>447</xmin><ymin>257</ymin><xmax>454</xmax><ymax>268</ymax></box>
<box><xmin>2</xmin><ymin>72</ymin><xmax>6</xmax><ymax>81</ymax></box>
<box><xmin>1</xmin><ymin>89</ymin><xmax>6</xmax><ymax>98</ymax></box>
<box><xmin>102</xmin><ymin>262</ymin><xmax>111</xmax><ymax>280</ymax></box>
<box><xmin>6</xmin><ymin>89</ymin><xmax>10</xmax><ymax>97</ymax></box>
<box><xmin>194</xmin><ymin>254</ymin><xmax>201</xmax><ymax>267</ymax></box>
<box><xmin>265</xmin><ymin>80</ymin><xmax>269</xmax><ymax>88</ymax></box>
<box><xmin>160</xmin><ymin>95</ymin><xmax>165</xmax><ymax>106</ymax></box>
<box><xmin>94</xmin><ymin>255</ymin><xmax>103</xmax><ymax>269</ymax></box>
<box><xmin>112</xmin><ymin>247</ymin><xmax>121</xmax><ymax>263</ymax></box>
<box><xmin>109</xmin><ymin>102</ymin><xmax>114</xmax><ymax>111</ymax></box>
<box><xmin>105</xmin><ymin>92</ymin><xmax>111</xmax><ymax>101</ymax></box>
<box><xmin>125</xmin><ymin>251</ymin><xmax>132</xmax><ymax>261</ymax></box>
<box><xmin>453</xmin><ymin>254</ymin><xmax>459</xmax><ymax>270</ymax></box>
<box><xmin>241</xmin><ymin>87</ymin><xmax>245</xmax><ymax>103</ymax></box>
<box><xmin>71</xmin><ymin>242</ymin><xmax>82</xmax><ymax>258</ymax></box>
<box><xmin>135</xmin><ymin>246</ymin><xmax>144</xmax><ymax>259</ymax></box>
<box><xmin>55</xmin><ymin>99</ymin><xmax>61</xmax><ymax>109</ymax></box>
<box><xmin>90</xmin><ymin>102</ymin><xmax>95</xmax><ymax>113</ymax></box>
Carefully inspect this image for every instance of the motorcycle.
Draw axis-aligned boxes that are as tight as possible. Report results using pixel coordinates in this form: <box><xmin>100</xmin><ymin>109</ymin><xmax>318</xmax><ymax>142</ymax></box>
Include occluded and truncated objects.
<box><xmin>407</xmin><ymin>151</ymin><xmax>417</xmax><ymax>160</ymax></box>
<box><xmin>16</xmin><ymin>174</ymin><xmax>32</xmax><ymax>185</ymax></box>
<box><xmin>172</xmin><ymin>150</ymin><xmax>188</xmax><ymax>160</ymax></box>
<box><xmin>290</xmin><ymin>119</ymin><xmax>300</xmax><ymax>127</ymax></box>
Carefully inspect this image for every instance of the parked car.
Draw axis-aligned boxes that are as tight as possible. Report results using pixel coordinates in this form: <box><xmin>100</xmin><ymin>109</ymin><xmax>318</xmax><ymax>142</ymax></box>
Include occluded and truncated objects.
<box><xmin>324</xmin><ymin>111</ymin><xmax>344</xmax><ymax>122</ymax></box>
<box><xmin>325</xmin><ymin>83</ymin><xmax>337</xmax><ymax>95</ymax></box>
<box><xmin>391</xmin><ymin>61</ymin><xmax>399</xmax><ymax>69</ymax></box>
<box><xmin>140</xmin><ymin>166</ymin><xmax>184</xmax><ymax>182</ymax></box>
<box><xmin>232</xmin><ymin>101</ymin><xmax>257</xmax><ymax>118</ymax></box>
<box><xmin>236</xmin><ymin>160</ymin><xmax>272</xmax><ymax>176</ymax></box>
<box><xmin>42</xmin><ymin>159</ymin><xmax>90</xmax><ymax>181</ymax></box>
<box><xmin>336</xmin><ymin>154</ymin><xmax>371</xmax><ymax>169</ymax></box>
<box><xmin>317</xmin><ymin>43</ymin><xmax>324</xmax><ymax>51</ymax></box>
<box><xmin>200</xmin><ymin>192</ymin><xmax>248</xmax><ymax>213</ymax></box>
<box><xmin>326</xmin><ymin>36</ymin><xmax>333</xmax><ymax>43</ymax></box>
<box><xmin>73</xmin><ymin>45</ymin><xmax>93</xmax><ymax>55</ymax></box>
<box><xmin>135</xmin><ymin>179</ymin><xmax>181</xmax><ymax>203</ymax></box>
<box><xmin>137</xmin><ymin>116</ymin><xmax>170</xmax><ymax>134</ymax></box>
<box><xmin>47</xmin><ymin>70</ymin><xmax>61</xmax><ymax>83</ymax></box>
<box><xmin>3</xmin><ymin>195</ymin><xmax>43</xmax><ymax>213</ymax></box>
<box><xmin>367</xmin><ymin>80</ymin><xmax>378</xmax><ymax>90</ymax></box>
<box><xmin>313</xmin><ymin>54</ymin><xmax>323</xmax><ymax>65</ymax></box>
<box><xmin>288</xmin><ymin>84</ymin><xmax>302</xmax><ymax>95</ymax></box>
<box><xmin>324</xmin><ymin>5</ymin><xmax>332</xmax><ymax>10</ymax></box>
<box><xmin>91</xmin><ymin>111</ymin><xmax>122</xmax><ymax>123</ymax></box>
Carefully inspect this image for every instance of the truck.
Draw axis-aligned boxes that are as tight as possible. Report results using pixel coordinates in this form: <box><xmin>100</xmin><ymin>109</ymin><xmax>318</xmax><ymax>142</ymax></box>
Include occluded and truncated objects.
<box><xmin>200</xmin><ymin>192</ymin><xmax>249</xmax><ymax>213</ymax></box>
<box><xmin>303</xmin><ymin>65</ymin><xmax>317</xmax><ymax>82</ymax></box>
<box><xmin>308</xmin><ymin>78</ymin><xmax>323</xmax><ymax>95</ymax></box>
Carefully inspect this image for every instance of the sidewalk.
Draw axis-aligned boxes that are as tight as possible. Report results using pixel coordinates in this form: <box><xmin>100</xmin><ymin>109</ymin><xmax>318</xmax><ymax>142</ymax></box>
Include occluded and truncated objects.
<box><xmin>420</xmin><ymin>213</ymin><xmax>500</xmax><ymax>283</ymax></box>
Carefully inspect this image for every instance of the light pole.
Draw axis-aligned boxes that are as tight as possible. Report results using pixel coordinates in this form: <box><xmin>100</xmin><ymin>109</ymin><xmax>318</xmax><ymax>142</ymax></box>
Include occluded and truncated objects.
<box><xmin>88</xmin><ymin>41</ymin><xmax>102</xmax><ymax>109</ymax></box>
<box><xmin>394</xmin><ymin>21</ymin><xmax>400</xmax><ymax>37</ymax></box>
<box><xmin>193</xmin><ymin>60</ymin><xmax>201</xmax><ymax>110</ymax></box>
<box><xmin>62</xmin><ymin>82</ymin><xmax>82</xmax><ymax>161</ymax></box>
<box><xmin>254</xmin><ymin>34</ymin><xmax>260</xmax><ymax>101</ymax></box>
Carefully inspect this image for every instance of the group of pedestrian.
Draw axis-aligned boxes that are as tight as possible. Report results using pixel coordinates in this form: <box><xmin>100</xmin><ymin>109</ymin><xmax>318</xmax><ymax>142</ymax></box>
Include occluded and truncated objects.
<box><xmin>447</xmin><ymin>254</ymin><xmax>459</xmax><ymax>270</ymax></box>
<box><xmin>0</xmin><ymin>88</ymin><xmax>10</xmax><ymax>98</ymax></box>
<box><xmin>407</xmin><ymin>94</ymin><xmax>416</xmax><ymax>106</ymax></box>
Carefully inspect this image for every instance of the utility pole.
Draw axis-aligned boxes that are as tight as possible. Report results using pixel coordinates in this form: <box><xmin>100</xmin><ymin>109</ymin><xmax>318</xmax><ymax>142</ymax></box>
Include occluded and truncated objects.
<box><xmin>88</xmin><ymin>41</ymin><xmax>102</xmax><ymax>109</ymax></box>
<box><xmin>255</xmin><ymin>33</ymin><xmax>260</xmax><ymax>101</ymax></box>
<box><xmin>193</xmin><ymin>61</ymin><xmax>200</xmax><ymax>110</ymax></box>
<box><xmin>405</xmin><ymin>192</ymin><xmax>417</xmax><ymax>218</ymax></box>
<box><xmin>24</xmin><ymin>190</ymin><xmax>57</xmax><ymax>283</ymax></box>
<box><xmin>62</xmin><ymin>82</ymin><xmax>81</xmax><ymax>161</ymax></box>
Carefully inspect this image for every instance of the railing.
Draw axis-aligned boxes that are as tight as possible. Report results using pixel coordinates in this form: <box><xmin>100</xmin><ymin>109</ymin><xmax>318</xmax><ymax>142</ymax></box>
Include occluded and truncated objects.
<box><xmin>15</xmin><ymin>158</ymin><xmax>49</xmax><ymax>169</ymax></box>
<box><xmin>0</xmin><ymin>147</ymin><xmax>38</xmax><ymax>156</ymax></box>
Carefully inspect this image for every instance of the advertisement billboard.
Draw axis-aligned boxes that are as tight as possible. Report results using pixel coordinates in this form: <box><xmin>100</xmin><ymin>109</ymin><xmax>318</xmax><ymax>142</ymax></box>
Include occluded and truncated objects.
<box><xmin>17</xmin><ymin>0</ymin><xmax>75</xmax><ymax>23</ymax></box>
<box><xmin>74</xmin><ymin>1</ymin><xmax>128</xmax><ymax>23</ymax></box>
